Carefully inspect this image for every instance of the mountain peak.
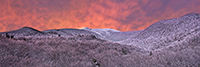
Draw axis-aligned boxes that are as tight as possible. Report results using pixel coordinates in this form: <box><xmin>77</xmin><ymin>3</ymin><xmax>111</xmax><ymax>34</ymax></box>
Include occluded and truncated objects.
<box><xmin>81</xmin><ymin>27</ymin><xmax>92</xmax><ymax>30</ymax></box>
<box><xmin>183</xmin><ymin>13</ymin><xmax>200</xmax><ymax>17</ymax></box>
<box><xmin>17</xmin><ymin>26</ymin><xmax>42</xmax><ymax>33</ymax></box>
<box><xmin>21</xmin><ymin>26</ymin><xmax>34</xmax><ymax>29</ymax></box>
<box><xmin>20</xmin><ymin>26</ymin><xmax>39</xmax><ymax>31</ymax></box>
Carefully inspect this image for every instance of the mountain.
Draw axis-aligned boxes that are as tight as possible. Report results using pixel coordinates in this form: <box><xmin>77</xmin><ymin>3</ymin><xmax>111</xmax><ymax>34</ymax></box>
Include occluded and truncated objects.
<box><xmin>0</xmin><ymin>13</ymin><xmax>200</xmax><ymax>67</ymax></box>
<box><xmin>43</xmin><ymin>28</ymin><xmax>100</xmax><ymax>37</ymax></box>
<box><xmin>82</xmin><ymin>27</ymin><xmax>142</xmax><ymax>41</ymax></box>
<box><xmin>0</xmin><ymin>26</ymin><xmax>46</xmax><ymax>36</ymax></box>
<box><xmin>120</xmin><ymin>13</ymin><xmax>200</xmax><ymax>50</ymax></box>
<box><xmin>82</xmin><ymin>27</ymin><xmax>120</xmax><ymax>38</ymax></box>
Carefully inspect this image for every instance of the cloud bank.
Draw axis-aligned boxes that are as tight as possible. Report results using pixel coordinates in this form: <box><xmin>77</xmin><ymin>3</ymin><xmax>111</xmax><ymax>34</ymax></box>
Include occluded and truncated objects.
<box><xmin>0</xmin><ymin>0</ymin><xmax>200</xmax><ymax>32</ymax></box>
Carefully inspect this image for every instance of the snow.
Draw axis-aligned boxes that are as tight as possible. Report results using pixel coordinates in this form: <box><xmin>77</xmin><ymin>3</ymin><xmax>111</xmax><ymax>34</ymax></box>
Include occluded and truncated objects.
<box><xmin>81</xmin><ymin>27</ymin><xmax>120</xmax><ymax>37</ymax></box>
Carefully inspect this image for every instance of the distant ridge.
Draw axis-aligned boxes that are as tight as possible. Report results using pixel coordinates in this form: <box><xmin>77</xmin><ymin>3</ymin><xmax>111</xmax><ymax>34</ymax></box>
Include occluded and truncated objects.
<box><xmin>0</xmin><ymin>13</ymin><xmax>199</xmax><ymax>43</ymax></box>
<box><xmin>0</xmin><ymin>13</ymin><xmax>200</xmax><ymax>67</ymax></box>
<box><xmin>43</xmin><ymin>28</ymin><xmax>100</xmax><ymax>37</ymax></box>
<box><xmin>183</xmin><ymin>13</ymin><xmax>200</xmax><ymax>17</ymax></box>
<box><xmin>20</xmin><ymin>26</ymin><xmax>42</xmax><ymax>33</ymax></box>
<box><xmin>0</xmin><ymin>26</ymin><xmax>45</xmax><ymax>36</ymax></box>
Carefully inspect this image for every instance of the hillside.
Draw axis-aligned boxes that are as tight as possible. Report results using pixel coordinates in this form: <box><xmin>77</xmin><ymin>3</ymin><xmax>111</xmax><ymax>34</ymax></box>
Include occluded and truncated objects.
<box><xmin>0</xmin><ymin>13</ymin><xmax>200</xmax><ymax>67</ymax></box>
<box><xmin>120</xmin><ymin>13</ymin><xmax>200</xmax><ymax>50</ymax></box>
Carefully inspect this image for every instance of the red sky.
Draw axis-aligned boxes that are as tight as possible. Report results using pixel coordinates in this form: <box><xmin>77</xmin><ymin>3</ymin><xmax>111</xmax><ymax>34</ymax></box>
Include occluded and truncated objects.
<box><xmin>0</xmin><ymin>0</ymin><xmax>200</xmax><ymax>32</ymax></box>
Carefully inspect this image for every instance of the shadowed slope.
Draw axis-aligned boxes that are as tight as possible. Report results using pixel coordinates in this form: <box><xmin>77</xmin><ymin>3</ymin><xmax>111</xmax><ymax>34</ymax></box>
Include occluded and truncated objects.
<box><xmin>0</xmin><ymin>27</ymin><xmax>45</xmax><ymax>36</ymax></box>
<box><xmin>43</xmin><ymin>28</ymin><xmax>100</xmax><ymax>36</ymax></box>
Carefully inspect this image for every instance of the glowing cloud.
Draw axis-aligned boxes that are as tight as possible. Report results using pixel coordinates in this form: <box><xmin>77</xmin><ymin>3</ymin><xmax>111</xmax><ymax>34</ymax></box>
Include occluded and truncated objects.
<box><xmin>0</xmin><ymin>0</ymin><xmax>200</xmax><ymax>32</ymax></box>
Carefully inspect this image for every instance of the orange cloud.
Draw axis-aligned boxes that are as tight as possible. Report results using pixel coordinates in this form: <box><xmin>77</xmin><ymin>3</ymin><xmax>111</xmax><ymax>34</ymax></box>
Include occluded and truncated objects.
<box><xmin>0</xmin><ymin>0</ymin><xmax>200</xmax><ymax>32</ymax></box>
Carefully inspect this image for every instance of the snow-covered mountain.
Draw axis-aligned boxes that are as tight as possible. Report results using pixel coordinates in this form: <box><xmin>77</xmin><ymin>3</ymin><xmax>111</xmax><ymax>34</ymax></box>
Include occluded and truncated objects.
<box><xmin>43</xmin><ymin>28</ymin><xmax>100</xmax><ymax>37</ymax></box>
<box><xmin>1</xmin><ymin>13</ymin><xmax>199</xmax><ymax>45</ymax></box>
<box><xmin>120</xmin><ymin>13</ymin><xmax>200</xmax><ymax>50</ymax></box>
<box><xmin>81</xmin><ymin>27</ymin><xmax>142</xmax><ymax>41</ymax></box>
<box><xmin>0</xmin><ymin>27</ymin><xmax>46</xmax><ymax>36</ymax></box>
<box><xmin>82</xmin><ymin>27</ymin><xmax>119</xmax><ymax>37</ymax></box>
<box><xmin>0</xmin><ymin>13</ymin><xmax>200</xmax><ymax>67</ymax></box>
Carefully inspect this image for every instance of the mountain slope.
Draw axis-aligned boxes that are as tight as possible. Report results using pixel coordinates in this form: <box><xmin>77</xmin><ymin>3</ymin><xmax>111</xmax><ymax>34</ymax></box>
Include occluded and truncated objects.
<box><xmin>120</xmin><ymin>13</ymin><xmax>200</xmax><ymax>50</ymax></box>
<box><xmin>43</xmin><ymin>28</ymin><xmax>100</xmax><ymax>37</ymax></box>
<box><xmin>0</xmin><ymin>13</ymin><xmax>200</xmax><ymax>67</ymax></box>
<box><xmin>82</xmin><ymin>27</ymin><xmax>120</xmax><ymax>38</ymax></box>
<box><xmin>82</xmin><ymin>27</ymin><xmax>141</xmax><ymax>41</ymax></box>
<box><xmin>0</xmin><ymin>27</ymin><xmax>46</xmax><ymax>36</ymax></box>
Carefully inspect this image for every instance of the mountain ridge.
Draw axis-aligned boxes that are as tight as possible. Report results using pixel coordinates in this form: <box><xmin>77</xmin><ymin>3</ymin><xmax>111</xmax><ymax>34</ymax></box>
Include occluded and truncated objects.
<box><xmin>0</xmin><ymin>13</ymin><xmax>200</xmax><ymax>67</ymax></box>
<box><xmin>0</xmin><ymin>13</ymin><xmax>199</xmax><ymax>44</ymax></box>
<box><xmin>120</xmin><ymin>13</ymin><xmax>200</xmax><ymax>50</ymax></box>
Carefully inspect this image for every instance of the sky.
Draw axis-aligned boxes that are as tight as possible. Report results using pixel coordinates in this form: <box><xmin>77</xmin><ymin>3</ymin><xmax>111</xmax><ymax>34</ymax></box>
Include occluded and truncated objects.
<box><xmin>0</xmin><ymin>0</ymin><xmax>200</xmax><ymax>32</ymax></box>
